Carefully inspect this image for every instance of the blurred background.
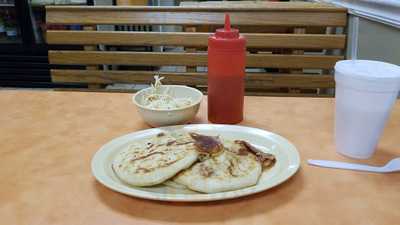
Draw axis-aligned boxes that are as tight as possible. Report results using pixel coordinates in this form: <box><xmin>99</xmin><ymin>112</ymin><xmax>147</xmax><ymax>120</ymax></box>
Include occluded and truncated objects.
<box><xmin>0</xmin><ymin>0</ymin><xmax>399</xmax><ymax>90</ymax></box>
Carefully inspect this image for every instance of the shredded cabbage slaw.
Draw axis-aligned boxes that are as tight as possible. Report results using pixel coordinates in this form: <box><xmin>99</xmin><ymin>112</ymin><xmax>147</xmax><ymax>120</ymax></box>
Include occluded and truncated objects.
<box><xmin>142</xmin><ymin>75</ymin><xmax>193</xmax><ymax>110</ymax></box>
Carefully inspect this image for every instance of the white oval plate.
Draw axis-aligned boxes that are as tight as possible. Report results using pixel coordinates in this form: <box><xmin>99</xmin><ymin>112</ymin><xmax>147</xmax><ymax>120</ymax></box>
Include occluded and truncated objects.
<box><xmin>91</xmin><ymin>124</ymin><xmax>300</xmax><ymax>202</ymax></box>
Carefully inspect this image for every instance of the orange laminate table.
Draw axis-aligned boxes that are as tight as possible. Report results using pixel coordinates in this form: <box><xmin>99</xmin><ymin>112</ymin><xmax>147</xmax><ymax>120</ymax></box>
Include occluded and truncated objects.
<box><xmin>1</xmin><ymin>90</ymin><xmax>399</xmax><ymax>225</ymax></box>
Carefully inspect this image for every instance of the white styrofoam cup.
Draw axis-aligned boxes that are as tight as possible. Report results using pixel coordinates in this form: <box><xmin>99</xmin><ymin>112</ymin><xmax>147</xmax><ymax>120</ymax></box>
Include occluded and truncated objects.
<box><xmin>335</xmin><ymin>60</ymin><xmax>400</xmax><ymax>159</ymax></box>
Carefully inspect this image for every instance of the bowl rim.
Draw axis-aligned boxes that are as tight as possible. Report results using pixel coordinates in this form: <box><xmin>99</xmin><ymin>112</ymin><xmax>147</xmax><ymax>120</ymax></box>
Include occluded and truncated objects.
<box><xmin>132</xmin><ymin>85</ymin><xmax>203</xmax><ymax>112</ymax></box>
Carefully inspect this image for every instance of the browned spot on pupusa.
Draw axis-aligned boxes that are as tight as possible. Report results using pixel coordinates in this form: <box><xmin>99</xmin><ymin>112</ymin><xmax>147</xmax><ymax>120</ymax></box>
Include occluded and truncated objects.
<box><xmin>175</xmin><ymin>141</ymin><xmax>193</xmax><ymax>146</ymax></box>
<box><xmin>135</xmin><ymin>159</ymin><xmax>179</xmax><ymax>174</ymax></box>
<box><xmin>130</xmin><ymin>151</ymin><xmax>165</xmax><ymax>162</ymax></box>
<box><xmin>240</xmin><ymin>141</ymin><xmax>276</xmax><ymax>168</ymax></box>
<box><xmin>157</xmin><ymin>132</ymin><xmax>165</xmax><ymax>137</ymax></box>
<box><xmin>234</xmin><ymin>140</ymin><xmax>250</xmax><ymax>156</ymax></box>
<box><xmin>166</xmin><ymin>140</ymin><xmax>176</xmax><ymax>146</ymax></box>
<box><xmin>189</xmin><ymin>133</ymin><xmax>223</xmax><ymax>155</ymax></box>
<box><xmin>227</xmin><ymin>160</ymin><xmax>239</xmax><ymax>177</ymax></box>
<box><xmin>199</xmin><ymin>164</ymin><xmax>214</xmax><ymax>177</ymax></box>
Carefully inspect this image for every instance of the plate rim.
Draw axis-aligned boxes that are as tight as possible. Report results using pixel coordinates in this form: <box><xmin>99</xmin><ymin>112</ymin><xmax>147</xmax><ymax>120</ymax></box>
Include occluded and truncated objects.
<box><xmin>91</xmin><ymin>124</ymin><xmax>300</xmax><ymax>202</ymax></box>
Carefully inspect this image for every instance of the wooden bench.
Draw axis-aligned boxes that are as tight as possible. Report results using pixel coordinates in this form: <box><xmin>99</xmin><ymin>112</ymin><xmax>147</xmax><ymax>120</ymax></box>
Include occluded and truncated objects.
<box><xmin>46</xmin><ymin>2</ymin><xmax>347</xmax><ymax>96</ymax></box>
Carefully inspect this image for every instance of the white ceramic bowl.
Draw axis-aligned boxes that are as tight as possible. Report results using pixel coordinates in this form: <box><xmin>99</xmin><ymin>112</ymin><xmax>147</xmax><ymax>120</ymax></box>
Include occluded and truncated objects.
<box><xmin>132</xmin><ymin>85</ymin><xmax>203</xmax><ymax>127</ymax></box>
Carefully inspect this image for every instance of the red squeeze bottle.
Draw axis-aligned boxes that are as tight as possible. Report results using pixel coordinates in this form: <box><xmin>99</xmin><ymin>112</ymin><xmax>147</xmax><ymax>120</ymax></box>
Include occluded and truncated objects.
<box><xmin>207</xmin><ymin>14</ymin><xmax>246</xmax><ymax>124</ymax></box>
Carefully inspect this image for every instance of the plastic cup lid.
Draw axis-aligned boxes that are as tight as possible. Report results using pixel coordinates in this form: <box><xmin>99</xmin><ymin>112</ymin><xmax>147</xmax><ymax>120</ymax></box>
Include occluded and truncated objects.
<box><xmin>335</xmin><ymin>60</ymin><xmax>400</xmax><ymax>82</ymax></box>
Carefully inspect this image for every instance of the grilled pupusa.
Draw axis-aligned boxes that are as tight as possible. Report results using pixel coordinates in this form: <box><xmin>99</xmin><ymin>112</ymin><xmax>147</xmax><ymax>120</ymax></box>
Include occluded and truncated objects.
<box><xmin>173</xmin><ymin>135</ymin><xmax>273</xmax><ymax>193</ymax></box>
<box><xmin>112</xmin><ymin>132</ymin><xmax>198</xmax><ymax>186</ymax></box>
<box><xmin>112</xmin><ymin>131</ymin><xmax>276</xmax><ymax>193</ymax></box>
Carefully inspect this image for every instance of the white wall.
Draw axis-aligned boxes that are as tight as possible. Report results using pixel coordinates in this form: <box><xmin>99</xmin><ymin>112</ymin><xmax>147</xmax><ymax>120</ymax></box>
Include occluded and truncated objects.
<box><xmin>317</xmin><ymin>0</ymin><xmax>400</xmax><ymax>65</ymax></box>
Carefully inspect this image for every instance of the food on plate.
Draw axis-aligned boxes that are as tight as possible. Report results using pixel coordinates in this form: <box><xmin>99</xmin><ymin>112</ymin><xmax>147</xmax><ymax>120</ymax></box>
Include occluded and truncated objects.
<box><xmin>189</xmin><ymin>132</ymin><xmax>224</xmax><ymax>161</ymax></box>
<box><xmin>173</xmin><ymin>137</ymin><xmax>276</xmax><ymax>193</ymax></box>
<box><xmin>239</xmin><ymin>140</ymin><xmax>276</xmax><ymax>168</ymax></box>
<box><xmin>112</xmin><ymin>132</ymin><xmax>198</xmax><ymax>186</ymax></box>
<box><xmin>141</xmin><ymin>75</ymin><xmax>193</xmax><ymax>110</ymax></box>
<box><xmin>112</xmin><ymin>130</ymin><xmax>276</xmax><ymax>193</ymax></box>
<box><xmin>173</xmin><ymin>149</ymin><xmax>262</xmax><ymax>193</ymax></box>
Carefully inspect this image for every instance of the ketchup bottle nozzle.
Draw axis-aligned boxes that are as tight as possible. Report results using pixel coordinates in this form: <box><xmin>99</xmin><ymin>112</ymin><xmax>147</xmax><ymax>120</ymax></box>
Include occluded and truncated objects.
<box><xmin>214</xmin><ymin>13</ymin><xmax>238</xmax><ymax>39</ymax></box>
<box><xmin>224</xmin><ymin>14</ymin><xmax>231</xmax><ymax>31</ymax></box>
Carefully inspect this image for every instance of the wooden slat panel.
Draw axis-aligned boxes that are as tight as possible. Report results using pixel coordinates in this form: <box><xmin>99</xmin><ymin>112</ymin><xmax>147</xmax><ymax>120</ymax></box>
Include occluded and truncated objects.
<box><xmin>116</xmin><ymin>0</ymin><xmax>147</xmax><ymax>5</ymax></box>
<box><xmin>51</xmin><ymin>69</ymin><xmax>335</xmax><ymax>88</ymax></box>
<box><xmin>184</xmin><ymin>26</ymin><xmax>198</xmax><ymax>72</ymax></box>
<box><xmin>49</xmin><ymin>51</ymin><xmax>207</xmax><ymax>66</ymax></box>
<box><xmin>46</xmin><ymin>4</ymin><xmax>346</xmax><ymax>12</ymax></box>
<box><xmin>46</xmin><ymin>10</ymin><xmax>346</xmax><ymax>26</ymax></box>
<box><xmin>83</xmin><ymin>25</ymin><xmax>103</xmax><ymax>89</ymax></box>
<box><xmin>47</xmin><ymin>31</ymin><xmax>346</xmax><ymax>49</ymax></box>
<box><xmin>49</xmin><ymin>51</ymin><xmax>342</xmax><ymax>69</ymax></box>
<box><xmin>247</xmin><ymin>54</ymin><xmax>342</xmax><ymax>69</ymax></box>
<box><xmin>53</xmin><ymin>87</ymin><xmax>334</xmax><ymax>97</ymax></box>
<box><xmin>244</xmin><ymin>92</ymin><xmax>333</xmax><ymax>97</ymax></box>
<box><xmin>179</xmin><ymin>1</ymin><xmax>341</xmax><ymax>11</ymax></box>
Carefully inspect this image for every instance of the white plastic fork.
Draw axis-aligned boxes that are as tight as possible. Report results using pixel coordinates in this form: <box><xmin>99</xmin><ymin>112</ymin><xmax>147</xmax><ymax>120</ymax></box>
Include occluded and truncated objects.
<box><xmin>307</xmin><ymin>158</ymin><xmax>400</xmax><ymax>173</ymax></box>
